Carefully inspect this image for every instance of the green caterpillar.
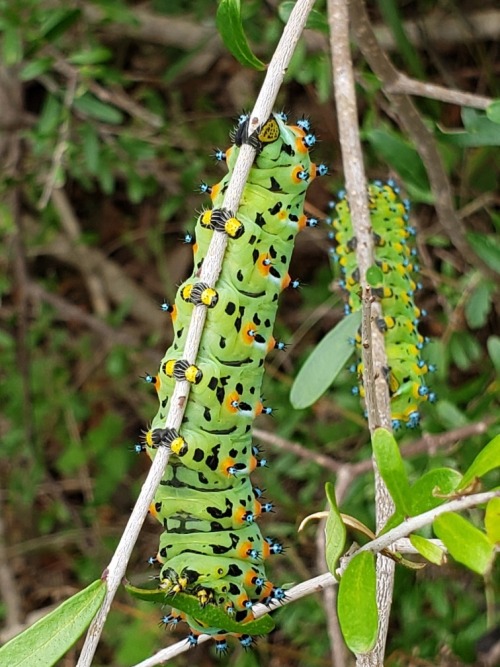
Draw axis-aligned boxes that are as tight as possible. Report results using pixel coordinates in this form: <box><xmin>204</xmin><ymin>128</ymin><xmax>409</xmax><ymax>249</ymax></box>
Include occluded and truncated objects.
<box><xmin>142</xmin><ymin>112</ymin><xmax>326</xmax><ymax>653</ymax></box>
<box><xmin>328</xmin><ymin>181</ymin><xmax>436</xmax><ymax>430</ymax></box>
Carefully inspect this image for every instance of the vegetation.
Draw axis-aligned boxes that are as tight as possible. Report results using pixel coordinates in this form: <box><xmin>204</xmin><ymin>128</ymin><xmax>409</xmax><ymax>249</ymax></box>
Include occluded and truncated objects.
<box><xmin>0</xmin><ymin>0</ymin><xmax>499</xmax><ymax>665</ymax></box>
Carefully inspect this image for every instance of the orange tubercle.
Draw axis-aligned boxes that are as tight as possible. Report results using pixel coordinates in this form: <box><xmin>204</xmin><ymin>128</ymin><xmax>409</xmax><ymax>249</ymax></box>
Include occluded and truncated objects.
<box><xmin>226</xmin><ymin>390</ymin><xmax>240</xmax><ymax>414</ymax></box>
<box><xmin>298</xmin><ymin>214</ymin><xmax>308</xmax><ymax>230</ymax></box>
<box><xmin>237</xmin><ymin>541</ymin><xmax>253</xmax><ymax>560</ymax></box>
<box><xmin>242</xmin><ymin>322</ymin><xmax>256</xmax><ymax>345</ymax></box>
<box><xmin>221</xmin><ymin>456</ymin><xmax>236</xmax><ymax>477</ymax></box>
<box><xmin>257</xmin><ymin>252</ymin><xmax>272</xmax><ymax>276</ymax></box>
<box><xmin>210</xmin><ymin>182</ymin><xmax>221</xmax><ymax>202</ymax></box>
<box><xmin>291</xmin><ymin>165</ymin><xmax>306</xmax><ymax>184</ymax></box>
<box><xmin>294</xmin><ymin>135</ymin><xmax>308</xmax><ymax>154</ymax></box>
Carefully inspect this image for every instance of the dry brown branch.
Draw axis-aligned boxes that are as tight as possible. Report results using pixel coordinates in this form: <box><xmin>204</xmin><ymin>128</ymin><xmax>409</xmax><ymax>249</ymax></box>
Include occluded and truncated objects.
<box><xmin>385</xmin><ymin>73</ymin><xmax>494</xmax><ymax>109</ymax></box>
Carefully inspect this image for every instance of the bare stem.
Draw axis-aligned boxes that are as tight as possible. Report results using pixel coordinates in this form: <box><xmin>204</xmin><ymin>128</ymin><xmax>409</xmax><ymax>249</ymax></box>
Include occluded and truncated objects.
<box><xmin>328</xmin><ymin>0</ymin><xmax>395</xmax><ymax>664</ymax></box>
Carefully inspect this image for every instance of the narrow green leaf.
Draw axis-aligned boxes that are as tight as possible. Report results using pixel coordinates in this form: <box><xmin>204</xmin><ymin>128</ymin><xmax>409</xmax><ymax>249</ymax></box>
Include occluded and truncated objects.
<box><xmin>467</xmin><ymin>232</ymin><xmax>500</xmax><ymax>274</ymax></box>
<box><xmin>433</xmin><ymin>513</ymin><xmax>494</xmax><ymax>575</ymax></box>
<box><xmin>69</xmin><ymin>47</ymin><xmax>113</xmax><ymax>66</ymax></box>
<box><xmin>2</xmin><ymin>26</ymin><xmax>23</xmax><ymax>65</ymax></box>
<box><xmin>377</xmin><ymin>0</ymin><xmax>426</xmax><ymax>80</ymax></box>
<box><xmin>19</xmin><ymin>57</ymin><xmax>54</xmax><ymax>81</ymax></box>
<box><xmin>437</xmin><ymin>108</ymin><xmax>500</xmax><ymax>147</ymax></box>
<box><xmin>290</xmin><ymin>311</ymin><xmax>360</xmax><ymax>409</ymax></box>
<box><xmin>409</xmin><ymin>534</ymin><xmax>446</xmax><ymax>565</ymax></box>
<box><xmin>126</xmin><ymin>585</ymin><xmax>274</xmax><ymax>635</ymax></box>
<box><xmin>485</xmin><ymin>497</ymin><xmax>500</xmax><ymax>544</ymax></box>
<box><xmin>81</xmin><ymin>123</ymin><xmax>100</xmax><ymax>175</ymax></box>
<box><xmin>458</xmin><ymin>435</ymin><xmax>500</xmax><ymax>491</ymax></box>
<box><xmin>372</xmin><ymin>428</ymin><xmax>411</xmax><ymax>514</ymax></box>
<box><xmin>40</xmin><ymin>9</ymin><xmax>81</xmax><ymax>43</ymax></box>
<box><xmin>324</xmin><ymin>482</ymin><xmax>346</xmax><ymax>577</ymax></box>
<box><xmin>409</xmin><ymin>468</ymin><xmax>462</xmax><ymax>515</ymax></box>
<box><xmin>338</xmin><ymin>552</ymin><xmax>378</xmax><ymax>653</ymax></box>
<box><xmin>487</xmin><ymin>336</ymin><xmax>500</xmax><ymax>373</ymax></box>
<box><xmin>216</xmin><ymin>0</ymin><xmax>266</xmax><ymax>71</ymax></box>
<box><xmin>0</xmin><ymin>580</ymin><xmax>105</xmax><ymax>667</ymax></box>
<box><xmin>74</xmin><ymin>93</ymin><xmax>124</xmax><ymax>125</ymax></box>
<box><xmin>436</xmin><ymin>399</ymin><xmax>469</xmax><ymax>428</ymax></box>
<box><xmin>486</xmin><ymin>100</ymin><xmax>500</xmax><ymax>124</ymax></box>
<box><xmin>364</xmin><ymin>129</ymin><xmax>432</xmax><ymax>202</ymax></box>
<box><xmin>465</xmin><ymin>280</ymin><xmax>494</xmax><ymax>329</ymax></box>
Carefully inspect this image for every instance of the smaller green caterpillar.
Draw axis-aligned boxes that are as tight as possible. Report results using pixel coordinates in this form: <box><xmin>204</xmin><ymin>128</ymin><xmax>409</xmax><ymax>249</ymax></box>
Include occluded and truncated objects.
<box><xmin>328</xmin><ymin>180</ymin><xmax>436</xmax><ymax>429</ymax></box>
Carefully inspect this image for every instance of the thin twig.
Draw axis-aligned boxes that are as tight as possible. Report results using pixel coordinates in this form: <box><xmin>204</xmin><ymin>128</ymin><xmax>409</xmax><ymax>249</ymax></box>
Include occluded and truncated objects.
<box><xmin>76</xmin><ymin>2</ymin><xmax>318</xmax><ymax>664</ymax></box>
<box><xmin>385</xmin><ymin>72</ymin><xmax>493</xmax><ymax>109</ymax></box>
<box><xmin>38</xmin><ymin>73</ymin><xmax>77</xmax><ymax>209</ymax></box>
<box><xmin>357</xmin><ymin>490</ymin><xmax>500</xmax><ymax>556</ymax></box>
<box><xmin>252</xmin><ymin>427</ymin><xmax>344</xmax><ymax>474</ymax></box>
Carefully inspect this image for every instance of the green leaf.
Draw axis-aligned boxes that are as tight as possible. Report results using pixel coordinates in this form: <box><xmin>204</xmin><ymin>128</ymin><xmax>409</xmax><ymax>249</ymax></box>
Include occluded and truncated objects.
<box><xmin>487</xmin><ymin>336</ymin><xmax>500</xmax><ymax>373</ymax></box>
<box><xmin>366</xmin><ymin>265</ymin><xmax>384</xmax><ymax>286</ymax></box>
<box><xmin>435</xmin><ymin>400</ymin><xmax>469</xmax><ymax>429</ymax></box>
<box><xmin>19</xmin><ymin>57</ymin><xmax>54</xmax><ymax>81</ymax></box>
<box><xmin>465</xmin><ymin>280</ymin><xmax>494</xmax><ymax>329</ymax></box>
<box><xmin>364</xmin><ymin>128</ymin><xmax>432</xmax><ymax>202</ymax></box>
<box><xmin>409</xmin><ymin>534</ymin><xmax>446</xmax><ymax>565</ymax></box>
<box><xmin>216</xmin><ymin>0</ymin><xmax>266</xmax><ymax>71</ymax></box>
<box><xmin>69</xmin><ymin>47</ymin><xmax>113</xmax><ymax>66</ymax></box>
<box><xmin>449</xmin><ymin>331</ymin><xmax>482</xmax><ymax>372</ymax></box>
<box><xmin>485</xmin><ymin>497</ymin><xmax>500</xmax><ymax>544</ymax></box>
<box><xmin>2</xmin><ymin>26</ymin><xmax>23</xmax><ymax>65</ymax></box>
<box><xmin>290</xmin><ymin>311</ymin><xmax>360</xmax><ymax>409</ymax></box>
<box><xmin>126</xmin><ymin>586</ymin><xmax>274</xmax><ymax>635</ymax></box>
<box><xmin>409</xmin><ymin>468</ymin><xmax>462</xmax><ymax>515</ymax></box>
<box><xmin>40</xmin><ymin>9</ymin><xmax>81</xmax><ymax>43</ymax></box>
<box><xmin>372</xmin><ymin>428</ymin><xmax>411</xmax><ymax>514</ymax></box>
<box><xmin>457</xmin><ymin>434</ymin><xmax>500</xmax><ymax>491</ymax></box>
<box><xmin>278</xmin><ymin>2</ymin><xmax>328</xmax><ymax>33</ymax></box>
<box><xmin>486</xmin><ymin>100</ymin><xmax>500</xmax><ymax>124</ymax></box>
<box><xmin>0</xmin><ymin>580</ymin><xmax>105</xmax><ymax>667</ymax></box>
<box><xmin>437</xmin><ymin>108</ymin><xmax>500</xmax><ymax>147</ymax></box>
<box><xmin>338</xmin><ymin>552</ymin><xmax>378</xmax><ymax>653</ymax></box>
<box><xmin>433</xmin><ymin>513</ymin><xmax>494</xmax><ymax>575</ymax></box>
<box><xmin>74</xmin><ymin>93</ymin><xmax>124</xmax><ymax>125</ymax></box>
<box><xmin>324</xmin><ymin>482</ymin><xmax>346</xmax><ymax>577</ymax></box>
<box><xmin>467</xmin><ymin>232</ymin><xmax>500</xmax><ymax>273</ymax></box>
<box><xmin>81</xmin><ymin>123</ymin><xmax>100</xmax><ymax>175</ymax></box>
<box><xmin>377</xmin><ymin>0</ymin><xmax>426</xmax><ymax>80</ymax></box>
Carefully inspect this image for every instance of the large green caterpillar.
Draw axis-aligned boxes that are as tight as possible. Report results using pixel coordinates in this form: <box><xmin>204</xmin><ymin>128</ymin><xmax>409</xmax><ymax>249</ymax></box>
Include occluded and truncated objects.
<box><xmin>327</xmin><ymin>181</ymin><xmax>436</xmax><ymax>429</ymax></box>
<box><xmin>142</xmin><ymin>112</ymin><xmax>326</xmax><ymax>653</ymax></box>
